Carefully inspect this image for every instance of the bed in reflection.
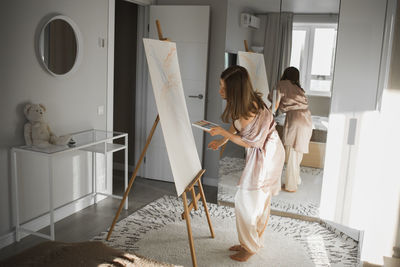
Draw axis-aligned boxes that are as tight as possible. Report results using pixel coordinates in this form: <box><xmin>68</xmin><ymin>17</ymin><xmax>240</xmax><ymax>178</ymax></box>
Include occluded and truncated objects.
<box><xmin>275</xmin><ymin>114</ymin><xmax>328</xmax><ymax>168</ymax></box>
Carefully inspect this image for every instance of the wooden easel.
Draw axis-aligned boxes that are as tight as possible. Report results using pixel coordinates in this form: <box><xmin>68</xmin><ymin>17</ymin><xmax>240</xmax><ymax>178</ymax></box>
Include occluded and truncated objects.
<box><xmin>243</xmin><ymin>39</ymin><xmax>253</xmax><ymax>53</ymax></box>
<box><xmin>219</xmin><ymin>40</ymin><xmax>253</xmax><ymax>158</ymax></box>
<box><xmin>106</xmin><ymin>20</ymin><xmax>215</xmax><ymax>267</ymax></box>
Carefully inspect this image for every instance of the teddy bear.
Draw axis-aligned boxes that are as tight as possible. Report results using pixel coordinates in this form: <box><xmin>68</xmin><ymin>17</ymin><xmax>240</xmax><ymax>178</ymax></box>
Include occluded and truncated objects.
<box><xmin>24</xmin><ymin>103</ymin><xmax>71</xmax><ymax>147</ymax></box>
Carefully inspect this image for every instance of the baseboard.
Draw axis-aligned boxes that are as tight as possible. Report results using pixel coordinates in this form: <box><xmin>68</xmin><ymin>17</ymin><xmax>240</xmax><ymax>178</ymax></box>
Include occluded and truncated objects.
<box><xmin>202</xmin><ymin>176</ymin><xmax>218</xmax><ymax>187</ymax></box>
<box><xmin>271</xmin><ymin>209</ymin><xmax>321</xmax><ymax>223</ymax></box>
<box><xmin>264</xmin><ymin>213</ymin><xmax>363</xmax><ymax>265</ymax></box>
<box><xmin>322</xmin><ymin>219</ymin><xmax>361</xmax><ymax>241</ymax></box>
<box><xmin>0</xmin><ymin>231</ymin><xmax>15</xmax><ymax>251</ymax></box>
<box><xmin>358</xmin><ymin>230</ymin><xmax>365</xmax><ymax>265</ymax></box>
<box><xmin>362</xmin><ymin>261</ymin><xmax>382</xmax><ymax>267</ymax></box>
<box><xmin>0</xmin><ymin>194</ymin><xmax>106</xmax><ymax>250</ymax></box>
<box><xmin>319</xmin><ymin>219</ymin><xmax>364</xmax><ymax>266</ymax></box>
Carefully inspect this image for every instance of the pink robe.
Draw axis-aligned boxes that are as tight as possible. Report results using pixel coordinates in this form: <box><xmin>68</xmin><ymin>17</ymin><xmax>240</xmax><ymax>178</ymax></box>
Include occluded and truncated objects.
<box><xmin>234</xmin><ymin>107</ymin><xmax>285</xmax><ymax>253</ymax></box>
<box><xmin>236</xmin><ymin>107</ymin><xmax>285</xmax><ymax>194</ymax></box>
<box><xmin>277</xmin><ymin>80</ymin><xmax>312</xmax><ymax>153</ymax></box>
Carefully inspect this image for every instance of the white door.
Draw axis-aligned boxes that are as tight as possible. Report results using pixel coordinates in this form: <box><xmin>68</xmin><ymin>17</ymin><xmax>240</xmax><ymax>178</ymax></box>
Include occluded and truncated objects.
<box><xmin>143</xmin><ymin>6</ymin><xmax>210</xmax><ymax>183</ymax></box>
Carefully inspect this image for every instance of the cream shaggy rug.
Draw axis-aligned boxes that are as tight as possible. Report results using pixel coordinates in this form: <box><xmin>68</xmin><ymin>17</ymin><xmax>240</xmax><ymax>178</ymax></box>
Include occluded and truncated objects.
<box><xmin>93</xmin><ymin>195</ymin><xmax>358</xmax><ymax>267</ymax></box>
<box><xmin>218</xmin><ymin>156</ymin><xmax>322</xmax><ymax>217</ymax></box>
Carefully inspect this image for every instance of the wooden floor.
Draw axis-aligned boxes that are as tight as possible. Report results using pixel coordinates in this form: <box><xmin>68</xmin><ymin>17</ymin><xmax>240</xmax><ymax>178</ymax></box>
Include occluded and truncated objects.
<box><xmin>0</xmin><ymin>175</ymin><xmax>218</xmax><ymax>261</ymax></box>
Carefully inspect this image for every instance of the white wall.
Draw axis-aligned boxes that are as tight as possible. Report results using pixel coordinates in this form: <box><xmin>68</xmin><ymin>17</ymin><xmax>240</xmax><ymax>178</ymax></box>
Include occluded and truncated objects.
<box><xmin>329</xmin><ymin>1</ymin><xmax>386</xmax><ymax>113</ymax></box>
<box><xmin>251</xmin><ymin>14</ymin><xmax>267</xmax><ymax>48</ymax></box>
<box><xmin>0</xmin><ymin>0</ymin><xmax>111</xmax><ymax>245</ymax></box>
<box><xmin>225</xmin><ymin>0</ymin><xmax>254</xmax><ymax>53</ymax></box>
<box><xmin>320</xmin><ymin>0</ymin><xmax>400</xmax><ymax>264</ymax></box>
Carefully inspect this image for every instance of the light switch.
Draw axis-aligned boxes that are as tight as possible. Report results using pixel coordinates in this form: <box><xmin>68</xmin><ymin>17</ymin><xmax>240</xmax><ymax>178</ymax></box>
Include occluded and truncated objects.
<box><xmin>98</xmin><ymin>38</ymin><xmax>105</xmax><ymax>48</ymax></box>
<box><xmin>98</xmin><ymin>105</ymin><xmax>104</xmax><ymax>115</ymax></box>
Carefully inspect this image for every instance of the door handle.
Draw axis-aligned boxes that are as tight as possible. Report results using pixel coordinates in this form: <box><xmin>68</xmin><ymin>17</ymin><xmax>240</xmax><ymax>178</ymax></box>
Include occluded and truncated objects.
<box><xmin>188</xmin><ymin>94</ymin><xmax>203</xmax><ymax>100</ymax></box>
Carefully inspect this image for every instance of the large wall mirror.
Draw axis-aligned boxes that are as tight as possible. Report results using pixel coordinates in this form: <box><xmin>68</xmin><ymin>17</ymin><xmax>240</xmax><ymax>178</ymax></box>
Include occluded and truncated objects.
<box><xmin>39</xmin><ymin>15</ymin><xmax>82</xmax><ymax>76</ymax></box>
<box><xmin>218</xmin><ymin>0</ymin><xmax>340</xmax><ymax>219</ymax></box>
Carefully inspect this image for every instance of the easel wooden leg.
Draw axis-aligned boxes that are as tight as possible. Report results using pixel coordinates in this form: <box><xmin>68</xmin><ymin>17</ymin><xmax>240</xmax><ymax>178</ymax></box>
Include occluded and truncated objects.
<box><xmin>182</xmin><ymin>192</ymin><xmax>197</xmax><ymax>267</ymax></box>
<box><xmin>220</xmin><ymin>143</ymin><xmax>226</xmax><ymax>158</ymax></box>
<box><xmin>180</xmin><ymin>169</ymin><xmax>215</xmax><ymax>266</ymax></box>
<box><xmin>244</xmin><ymin>39</ymin><xmax>253</xmax><ymax>52</ymax></box>
<box><xmin>197</xmin><ymin>180</ymin><xmax>215</xmax><ymax>238</ymax></box>
<box><xmin>191</xmin><ymin>188</ymin><xmax>198</xmax><ymax>210</ymax></box>
<box><xmin>106</xmin><ymin>115</ymin><xmax>160</xmax><ymax>240</ymax></box>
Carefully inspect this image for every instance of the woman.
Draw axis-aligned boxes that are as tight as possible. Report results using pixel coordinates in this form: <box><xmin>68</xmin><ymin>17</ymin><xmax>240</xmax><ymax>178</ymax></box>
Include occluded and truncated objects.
<box><xmin>272</xmin><ymin>67</ymin><xmax>312</xmax><ymax>192</ymax></box>
<box><xmin>208</xmin><ymin>65</ymin><xmax>284</xmax><ymax>262</ymax></box>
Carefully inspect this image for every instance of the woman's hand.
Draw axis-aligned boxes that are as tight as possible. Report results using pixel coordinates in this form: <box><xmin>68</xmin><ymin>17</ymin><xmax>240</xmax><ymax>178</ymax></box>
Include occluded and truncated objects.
<box><xmin>209</xmin><ymin>126</ymin><xmax>228</xmax><ymax>137</ymax></box>
<box><xmin>207</xmin><ymin>127</ymin><xmax>230</xmax><ymax>151</ymax></box>
<box><xmin>208</xmin><ymin>125</ymin><xmax>250</xmax><ymax>149</ymax></box>
<box><xmin>208</xmin><ymin>139</ymin><xmax>226</xmax><ymax>151</ymax></box>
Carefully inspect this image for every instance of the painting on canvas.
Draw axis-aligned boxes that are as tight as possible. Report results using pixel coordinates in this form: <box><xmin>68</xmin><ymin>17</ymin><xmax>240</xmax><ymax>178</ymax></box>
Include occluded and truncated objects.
<box><xmin>143</xmin><ymin>38</ymin><xmax>202</xmax><ymax>196</ymax></box>
<box><xmin>238</xmin><ymin>51</ymin><xmax>271</xmax><ymax>107</ymax></box>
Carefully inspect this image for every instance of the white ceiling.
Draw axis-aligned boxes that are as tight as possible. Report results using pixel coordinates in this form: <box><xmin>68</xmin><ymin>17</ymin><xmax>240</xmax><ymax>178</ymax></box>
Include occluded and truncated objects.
<box><xmin>230</xmin><ymin>0</ymin><xmax>340</xmax><ymax>14</ymax></box>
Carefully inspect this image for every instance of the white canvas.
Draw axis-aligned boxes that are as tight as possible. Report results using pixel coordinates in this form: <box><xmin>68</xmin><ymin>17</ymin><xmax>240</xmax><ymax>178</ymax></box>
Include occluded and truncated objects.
<box><xmin>238</xmin><ymin>51</ymin><xmax>271</xmax><ymax>107</ymax></box>
<box><xmin>143</xmin><ymin>38</ymin><xmax>202</xmax><ymax>196</ymax></box>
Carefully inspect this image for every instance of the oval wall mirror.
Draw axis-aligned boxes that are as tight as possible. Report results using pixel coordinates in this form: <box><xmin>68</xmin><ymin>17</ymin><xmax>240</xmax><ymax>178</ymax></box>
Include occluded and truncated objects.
<box><xmin>39</xmin><ymin>15</ymin><xmax>82</xmax><ymax>76</ymax></box>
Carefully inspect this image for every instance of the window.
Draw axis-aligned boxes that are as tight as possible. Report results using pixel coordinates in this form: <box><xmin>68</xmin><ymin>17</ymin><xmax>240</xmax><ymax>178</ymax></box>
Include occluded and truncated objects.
<box><xmin>290</xmin><ymin>23</ymin><xmax>337</xmax><ymax>97</ymax></box>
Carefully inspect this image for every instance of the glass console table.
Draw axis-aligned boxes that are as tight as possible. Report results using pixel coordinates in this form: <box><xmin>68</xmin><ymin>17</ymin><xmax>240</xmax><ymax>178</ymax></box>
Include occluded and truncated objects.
<box><xmin>11</xmin><ymin>129</ymin><xmax>128</xmax><ymax>241</ymax></box>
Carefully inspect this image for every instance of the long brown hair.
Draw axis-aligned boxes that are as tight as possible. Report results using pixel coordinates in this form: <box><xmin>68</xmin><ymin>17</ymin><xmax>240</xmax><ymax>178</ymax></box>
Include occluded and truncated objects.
<box><xmin>280</xmin><ymin>67</ymin><xmax>304</xmax><ymax>91</ymax></box>
<box><xmin>220</xmin><ymin>65</ymin><xmax>265</xmax><ymax>123</ymax></box>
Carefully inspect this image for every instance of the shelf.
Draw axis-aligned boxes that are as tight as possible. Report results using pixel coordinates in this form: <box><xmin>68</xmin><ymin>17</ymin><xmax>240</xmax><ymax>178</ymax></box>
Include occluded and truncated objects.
<box><xmin>12</xmin><ymin>130</ymin><xmax>128</xmax><ymax>241</ymax></box>
<box><xmin>80</xmin><ymin>143</ymin><xmax>125</xmax><ymax>154</ymax></box>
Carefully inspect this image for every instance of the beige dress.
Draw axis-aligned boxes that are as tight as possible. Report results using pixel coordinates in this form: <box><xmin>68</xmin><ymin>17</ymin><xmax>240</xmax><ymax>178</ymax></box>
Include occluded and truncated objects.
<box><xmin>277</xmin><ymin>80</ymin><xmax>312</xmax><ymax>154</ymax></box>
<box><xmin>276</xmin><ymin>80</ymin><xmax>312</xmax><ymax>191</ymax></box>
<box><xmin>234</xmin><ymin>107</ymin><xmax>285</xmax><ymax>253</ymax></box>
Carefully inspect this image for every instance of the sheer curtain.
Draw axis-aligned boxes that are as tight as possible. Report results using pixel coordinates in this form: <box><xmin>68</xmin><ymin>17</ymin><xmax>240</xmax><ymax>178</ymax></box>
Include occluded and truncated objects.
<box><xmin>263</xmin><ymin>12</ymin><xmax>293</xmax><ymax>91</ymax></box>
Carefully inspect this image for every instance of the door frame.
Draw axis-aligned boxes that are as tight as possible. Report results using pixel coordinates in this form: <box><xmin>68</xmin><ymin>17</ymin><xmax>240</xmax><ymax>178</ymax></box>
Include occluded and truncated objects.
<box><xmin>134</xmin><ymin>3</ymin><xmax>150</xmax><ymax>176</ymax></box>
<box><xmin>106</xmin><ymin>0</ymin><xmax>115</xmax><ymax>192</ymax></box>
<box><xmin>107</xmin><ymin>0</ymin><xmax>152</xmax><ymax>175</ymax></box>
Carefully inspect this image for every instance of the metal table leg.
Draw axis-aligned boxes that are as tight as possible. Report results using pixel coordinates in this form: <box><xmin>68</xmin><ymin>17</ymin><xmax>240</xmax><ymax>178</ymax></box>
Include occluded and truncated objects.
<box><xmin>12</xmin><ymin>149</ymin><xmax>20</xmax><ymax>242</ymax></box>
<box><xmin>48</xmin><ymin>156</ymin><xmax>55</xmax><ymax>240</ymax></box>
<box><xmin>124</xmin><ymin>136</ymin><xmax>128</xmax><ymax>210</ymax></box>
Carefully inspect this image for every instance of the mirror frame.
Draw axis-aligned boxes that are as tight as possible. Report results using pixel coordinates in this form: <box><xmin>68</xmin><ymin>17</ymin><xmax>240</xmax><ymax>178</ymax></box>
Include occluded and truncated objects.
<box><xmin>219</xmin><ymin>0</ymin><xmax>341</xmax><ymax>220</ymax></box>
<box><xmin>38</xmin><ymin>15</ymin><xmax>83</xmax><ymax>77</ymax></box>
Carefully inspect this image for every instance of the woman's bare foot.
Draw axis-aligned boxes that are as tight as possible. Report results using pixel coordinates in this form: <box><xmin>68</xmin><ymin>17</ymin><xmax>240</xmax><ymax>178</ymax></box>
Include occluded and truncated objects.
<box><xmin>282</xmin><ymin>187</ymin><xmax>296</xmax><ymax>192</ymax></box>
<box><xmin>228</xmin><ymin>245</ymin><xmax>242</xmax><ymax>251</ymax></box>
<box><xmin>229</xmin><ymin>249</ymin><xmax>255</xmax><ymax>262</ymax></box>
